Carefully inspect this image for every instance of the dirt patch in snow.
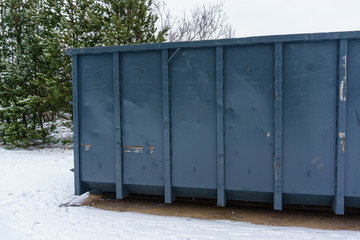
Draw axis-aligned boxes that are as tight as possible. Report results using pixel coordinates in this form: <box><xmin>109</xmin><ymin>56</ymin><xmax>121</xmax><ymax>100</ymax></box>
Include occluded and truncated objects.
<box><xmin>82</xmin><ymin>194</ymin><xmax>360</xmax><ymax>231</ymax></box>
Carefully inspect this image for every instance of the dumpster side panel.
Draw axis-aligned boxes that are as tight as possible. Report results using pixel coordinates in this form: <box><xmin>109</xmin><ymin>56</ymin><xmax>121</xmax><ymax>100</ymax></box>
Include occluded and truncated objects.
<box><xmin>121</xmin><ymin>51</ymin><xmax>164</xmax><ymax>186</ymax></box>
<box><xmin>224</xmin><ymin>44</ymin><xmax>275</xmax><ymax>192</ymax></box>
<box><xmin>345</xmin><ymin>40</ymin><xmax>360</xmax><ymax>197</ymax></box>
<box><xmin>68</xmin><ymin>31</ymin><xmax>360</xmax><ymax>213</ymax></box>
<box><xmin>170</xmin><ymin>48</ymin><xmax>217</xmax><ymax>189</ymax></box>
<box><xmin>282</xmin><ymin>41</ymin><xmax>337</xmax><ymax>195</ymax></box>
<box><xmin>79</xmin><ymin>53</ymin><xmax>115</xmax><ymax>183</ymax></box>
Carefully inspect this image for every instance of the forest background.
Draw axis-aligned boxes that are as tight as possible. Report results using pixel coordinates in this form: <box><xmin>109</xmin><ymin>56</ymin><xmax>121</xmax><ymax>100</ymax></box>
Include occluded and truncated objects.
<box><xmin>0</xmin><ymin>0</ymin><xmax>233</xmax><ymax>148</ymax></box>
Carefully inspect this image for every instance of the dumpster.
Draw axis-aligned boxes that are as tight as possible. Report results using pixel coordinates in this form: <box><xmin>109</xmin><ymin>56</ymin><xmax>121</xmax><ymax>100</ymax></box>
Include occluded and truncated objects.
<box><xmin>66</xmin><ymin>31</ymin><xmax>360</xmax><ymax>214</ymax></box>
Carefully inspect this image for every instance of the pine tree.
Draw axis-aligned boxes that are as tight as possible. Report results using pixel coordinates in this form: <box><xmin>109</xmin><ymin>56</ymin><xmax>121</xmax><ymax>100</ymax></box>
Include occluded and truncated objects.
<box><xmin>0</xmin><ymin>0</ymin><xmax>167</xmax><ymax>148</ymax></box>
<box><xmin>98</xmin><ymin>0</ymin><xmax>166</xmax><ymax>46</ymax></box>
<box><xmin>0</xmin><ymin>0</ymin><xmax>51</xmax><ymax>147</ymax></box>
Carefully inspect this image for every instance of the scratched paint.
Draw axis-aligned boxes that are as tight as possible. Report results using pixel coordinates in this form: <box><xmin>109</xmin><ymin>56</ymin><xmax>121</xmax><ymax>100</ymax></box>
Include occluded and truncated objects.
<box><xmin>339</xmin><ymin>80</ymin><xmax>345</xmax><ymax>101</ymax></box>
<box><xmin>339</xmin><ymin>55</ymin><xmax>347</xmax><ymax>101</ymax></box>
<box><xmin>339</xmin><ymin>132</ymin><xmax>346</xmax><ymax>152</ymax></box>
<box><xmin>123</xmin><ymin>146</ymin><xmax>143</xmax><ymax>154</ymax></box>
<box><xmin>121</xmin><ymin>146</ymin><xmax>156</xmax><ymax>154</ymax></box>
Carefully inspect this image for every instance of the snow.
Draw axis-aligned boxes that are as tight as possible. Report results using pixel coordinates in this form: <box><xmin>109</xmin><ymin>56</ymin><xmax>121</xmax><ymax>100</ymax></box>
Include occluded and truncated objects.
<box><xmin>1</xmin><ymin>147</ymin><xmax>360</xmax><ymax>240</ymax></box>
<box><xmin>46</xmin><ymin>118</ymin><xmax>73</xmax><ymax>148</ymax></box>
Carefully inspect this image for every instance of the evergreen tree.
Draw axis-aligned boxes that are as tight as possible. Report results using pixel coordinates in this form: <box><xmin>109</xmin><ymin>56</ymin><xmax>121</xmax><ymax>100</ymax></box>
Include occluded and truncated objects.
<box><xmin>99</xmin><ymin>0</ymin><xmax>166</xmax><ymax>45</ymax></box>
<box><xmin>0</xmin><ymin>0</ymin><xmax>51</xmax><ymax>147</ymax></box>
<box><xmin>0</xmin><ymin>0</ymin><xmax>167</xmax><ymax>148</ymax></box>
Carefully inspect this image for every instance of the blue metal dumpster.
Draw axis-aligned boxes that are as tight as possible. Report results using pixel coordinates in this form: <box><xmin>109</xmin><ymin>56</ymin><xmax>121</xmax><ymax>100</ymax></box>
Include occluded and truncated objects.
<box><xmin>66</xmin><ymin>31</ymin><xmax>360</xmax><ymax>214</ymax></box>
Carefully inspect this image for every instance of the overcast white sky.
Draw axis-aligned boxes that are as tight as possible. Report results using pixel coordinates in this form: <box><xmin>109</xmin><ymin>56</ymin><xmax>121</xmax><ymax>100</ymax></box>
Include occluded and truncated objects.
<box><xmin>165</xmin><ymin>0</ymin><xmax>360</xmax><ymax>37</ymax></box>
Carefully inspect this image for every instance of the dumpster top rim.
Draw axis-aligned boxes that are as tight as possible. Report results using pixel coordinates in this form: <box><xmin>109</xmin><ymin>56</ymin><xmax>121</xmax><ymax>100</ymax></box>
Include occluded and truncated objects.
<box><xmin>66</xmin><ymin>30</ymin><xmax>360</xmax><ymax>55</ymax></box>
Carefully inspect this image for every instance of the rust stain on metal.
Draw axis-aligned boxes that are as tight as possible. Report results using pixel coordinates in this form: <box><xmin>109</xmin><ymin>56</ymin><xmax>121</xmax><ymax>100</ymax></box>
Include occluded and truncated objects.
<box><xmin>339</xmin><ymin>132</ymin><xmax>346</xmax><ymax>152</ymax></box>
<box><xmin>275</xmin><ymin>91</ymin><xmax>277</xmax><ymax>100</ymax></box>
<box><xmin>122</xmin><ymin>146</ymin><xmax>144</xmax><ymax>154</ymax></box>
<box><xmin>82</xmin><ymin>144</ymin><xmax>91</xmax><ymax>151</ymax></box>
<box><xmin>123</xmin><ymin>146</ymin><xmax>143</xmax><ymax>149</ymax></box>
<box><xmin>150</xmin><ymin>146</ymin><xmax>155</xmax><ymax>154</ymax></box>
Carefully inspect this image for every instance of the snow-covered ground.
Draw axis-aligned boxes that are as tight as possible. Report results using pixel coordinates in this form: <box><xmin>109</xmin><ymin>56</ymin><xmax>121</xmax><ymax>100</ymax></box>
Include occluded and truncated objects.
<box><xmin>1</xmin><ymin>147</ymin><xmax>360</xmax><ymax>240</ymax></box>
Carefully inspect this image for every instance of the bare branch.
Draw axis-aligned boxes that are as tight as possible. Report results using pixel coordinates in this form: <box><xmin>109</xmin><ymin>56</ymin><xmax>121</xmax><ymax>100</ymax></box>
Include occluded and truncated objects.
<box><xmin>171</xmin><ymin>0</ymin><xmax>235</xmax><ymax>41</ymax></box>
<box><xmin>152</xmin><ymin>0</ymin><xmax>177</xmax><ymax>40</ymax></box>
<box><xmin>152</xmin><ymin>0</ymin><xmax>234</xmax><ymax>42</ymax></box>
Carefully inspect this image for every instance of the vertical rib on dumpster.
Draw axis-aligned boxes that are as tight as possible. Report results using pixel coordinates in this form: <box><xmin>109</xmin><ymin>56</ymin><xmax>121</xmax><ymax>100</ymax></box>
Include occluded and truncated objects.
<box><xmin>114</xmin><ymin>52</ymin><xmax>128</xmax><ymax>199</ymax></box>
<box><xmin>216</xmin><ymin>46</ymin><xmax>226</xmax><ymax>207</ymax></box>
<box><xmin>162</xmin><ymin>49</ymin><xmax>174</xmax><ymax>203</ymax></box>
<box><xmin>72</xmin><ymin>54</ymin><xmax>83</xmax><ymax>195</ymax></box>
<box><xmin>274</xmin><ymin>43</ymin><xmax>283</xmax><ymax>210</ymax></box>
<box><xmin>334</xmin><ymin>39</ymin><xmax>348</xmax><ymax>215</ymax></box>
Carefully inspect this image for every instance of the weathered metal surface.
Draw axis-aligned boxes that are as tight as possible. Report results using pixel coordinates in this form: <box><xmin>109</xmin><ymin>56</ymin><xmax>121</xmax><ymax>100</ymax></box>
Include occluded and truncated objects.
<box><xmin>113</xmin><ymin>52</ymin><xmax>127</xmax><ymax>199</ymax></box>
<box><xmin>170</xmin><ymin>48</ymin><xmax>217</xmax><ymax>190</ymax></box>
<box><xmin>79</xmin><ymin>54</ymin><xmax>115</xmax><ymax>183</ymax></box>
<box><xmin>216</xmin><ymin>46</ymin><xmax>225</xmax><ymax>207</ymax></box>
<box><xmin>71</xmin><ymin>54</ymin><xmax>82</xmax><ymax>195</ymax></box>
<box><xmin>223</xmin><ymin>45</ymin><xmax>274</xmax><ymax>198</ymax></box>
<box><xmin>334</xmin><ymin>39</ymin><xmax>348</xmax><ymax>214</ymax></box>
<box><xmin>345</xmin><ymin>40</ymin><xmax>360</xmax><ymax>206</ymax></box>
<box><xmin>162</xmin><ymin>49</ymin><xmax>173</xmax><ymax>203</ymax></box>
<box><xmin>274</xmin><ymin>43</ymin><xmax>283</xmax><ymax>210</ymax></box>
<box><xmin>282</xmin><ymin>41</ymin><xmax>338</xmax><ymax>199</ymax></box>
<box><xmin>67</xmin><ymin>31</ymin><xmax>360</xmax><ymax>214</ymax></box>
